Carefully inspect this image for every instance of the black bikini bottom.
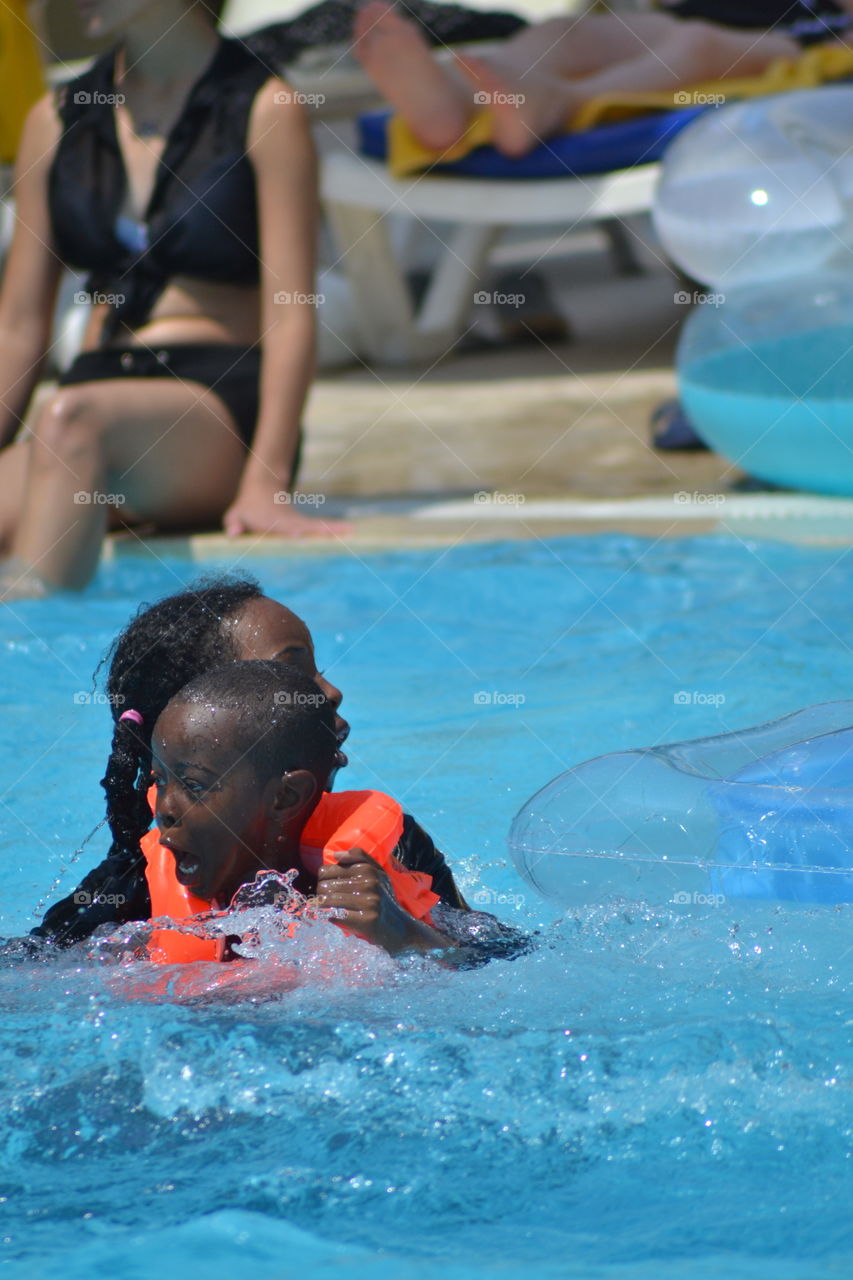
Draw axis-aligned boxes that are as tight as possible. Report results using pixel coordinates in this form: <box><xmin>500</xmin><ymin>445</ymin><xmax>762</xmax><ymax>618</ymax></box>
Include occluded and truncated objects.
<box><xmin>58</xmin><ymin>345</ymin><xmax>262</xmax><ymax>447</ymax></box>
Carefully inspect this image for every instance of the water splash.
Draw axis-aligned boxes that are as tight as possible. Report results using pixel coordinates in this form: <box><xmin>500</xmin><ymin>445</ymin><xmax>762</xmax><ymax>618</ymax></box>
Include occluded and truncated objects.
<box><xmin>79</xmin><ymin>868</ymin><xmax>398</xmax><ymax>1004</ymax></box>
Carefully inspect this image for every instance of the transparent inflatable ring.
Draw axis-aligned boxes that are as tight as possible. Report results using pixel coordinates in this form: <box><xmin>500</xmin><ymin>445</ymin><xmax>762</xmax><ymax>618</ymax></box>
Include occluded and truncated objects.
<box><xmin>509</xmin><ymin>702</ymin><xmax>853</xmax><ymax>909</ymax></box>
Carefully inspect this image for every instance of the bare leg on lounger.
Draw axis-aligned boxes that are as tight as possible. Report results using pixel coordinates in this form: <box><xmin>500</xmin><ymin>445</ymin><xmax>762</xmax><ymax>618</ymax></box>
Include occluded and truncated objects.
<box><xmin>353</xmin><ymin>2</ymin><xmax>800</xmax><ymax>156</ymax></box>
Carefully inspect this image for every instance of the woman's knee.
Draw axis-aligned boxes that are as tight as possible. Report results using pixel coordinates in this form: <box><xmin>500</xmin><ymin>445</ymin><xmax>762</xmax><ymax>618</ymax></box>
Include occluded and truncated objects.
<box><xmin>30</xmin><ymin>387</ymin><xmax>107</xmax><ymax>471</ymax></box>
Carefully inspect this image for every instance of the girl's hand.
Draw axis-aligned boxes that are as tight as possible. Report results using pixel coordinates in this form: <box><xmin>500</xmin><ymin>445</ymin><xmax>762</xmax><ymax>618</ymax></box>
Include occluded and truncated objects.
<box><xmin>222</xmin><ymin>475</ymin><xmax>350</xmax><ymax>539</ymax></box>
<box><xmin>316</xmin><ymin>848</ymin><xmax>451</xmax><ymax>955</ymax></box>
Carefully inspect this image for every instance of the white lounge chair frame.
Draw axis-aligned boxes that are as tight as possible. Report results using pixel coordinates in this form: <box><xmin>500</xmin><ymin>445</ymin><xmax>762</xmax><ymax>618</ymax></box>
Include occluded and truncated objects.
<box><xmin>320</xmin><ymin>149</ymin><xmax>660</xmax><ymax>364</ymax></box>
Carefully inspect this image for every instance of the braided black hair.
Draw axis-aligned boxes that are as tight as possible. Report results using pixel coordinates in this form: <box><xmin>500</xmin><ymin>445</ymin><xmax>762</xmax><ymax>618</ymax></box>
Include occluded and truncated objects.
<box><xmin>99</xmin><ymin>574</ymin><xmax>263</xmax><ymax>869</ymax></box>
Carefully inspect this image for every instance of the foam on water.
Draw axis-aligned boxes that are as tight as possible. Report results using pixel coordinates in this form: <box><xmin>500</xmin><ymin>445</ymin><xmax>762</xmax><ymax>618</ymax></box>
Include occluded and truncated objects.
<box><xmin>0</xmin><ymin>537</ymin><xmax>850</xmax><ymax>1278</ymax></box>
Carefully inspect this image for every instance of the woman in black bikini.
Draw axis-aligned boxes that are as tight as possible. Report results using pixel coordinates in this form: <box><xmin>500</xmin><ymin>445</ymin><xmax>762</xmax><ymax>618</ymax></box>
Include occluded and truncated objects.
<box><xmin>0</xmin><ymin>0</ymin><xmax>342</xmax><ymax>597</ymax></box>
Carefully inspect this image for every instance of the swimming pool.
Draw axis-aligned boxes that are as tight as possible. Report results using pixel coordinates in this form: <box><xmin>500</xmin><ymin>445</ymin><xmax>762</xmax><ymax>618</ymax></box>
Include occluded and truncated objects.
<box><xmin>1</xmin><ymin>535</ymin><xmax>850</xmax><ymax>1279</ymax></box>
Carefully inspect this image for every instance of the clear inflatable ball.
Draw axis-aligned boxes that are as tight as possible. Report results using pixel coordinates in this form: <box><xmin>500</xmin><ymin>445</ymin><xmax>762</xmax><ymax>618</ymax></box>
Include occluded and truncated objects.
<box><xmin>677</xmin><ymin>272</ymin><xmax>853</xmax><ymax>494</ymax></box>
<box><xmin>653</xmin><ymin>87</ymin><xmax>853</xmax><ymax>288</ymax></box>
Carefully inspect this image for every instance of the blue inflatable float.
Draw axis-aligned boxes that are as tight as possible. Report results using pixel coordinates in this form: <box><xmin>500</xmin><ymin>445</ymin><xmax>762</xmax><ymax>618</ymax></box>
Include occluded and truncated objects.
<box><xmin>509</xmin><ymin>702</ymin><xmax>853</xmax><ymax>908</ymax></box>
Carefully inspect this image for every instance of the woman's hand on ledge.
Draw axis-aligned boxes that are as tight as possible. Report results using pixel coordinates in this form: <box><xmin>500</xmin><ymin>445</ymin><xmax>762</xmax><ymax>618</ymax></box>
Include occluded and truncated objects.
<box><xmin>222</xmin><ymin>476</ymin><xmax>351</xmax><ymax>539</ymax></box>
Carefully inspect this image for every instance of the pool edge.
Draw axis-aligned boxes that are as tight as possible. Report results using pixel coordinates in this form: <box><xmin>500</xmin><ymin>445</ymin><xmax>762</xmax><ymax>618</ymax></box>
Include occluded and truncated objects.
<box><xmin>102</xmin><ymin>492</ymin><xmax>853</xmax><ymax>563</ymax></box>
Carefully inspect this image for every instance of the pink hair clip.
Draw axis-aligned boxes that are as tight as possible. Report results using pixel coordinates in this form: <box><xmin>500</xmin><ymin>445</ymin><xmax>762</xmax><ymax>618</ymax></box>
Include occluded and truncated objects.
<box><xmin>119</xmin><ymin>709</ymin><xmax>144</xmax><ymax>726</ymax></box>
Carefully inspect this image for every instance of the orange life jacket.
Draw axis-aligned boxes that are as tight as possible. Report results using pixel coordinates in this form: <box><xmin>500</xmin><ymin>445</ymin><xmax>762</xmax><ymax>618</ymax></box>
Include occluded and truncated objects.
<box><xmin>142</xmin><ymin>789</ymin><xmax>439</xmax><ymax>964</ymax></box>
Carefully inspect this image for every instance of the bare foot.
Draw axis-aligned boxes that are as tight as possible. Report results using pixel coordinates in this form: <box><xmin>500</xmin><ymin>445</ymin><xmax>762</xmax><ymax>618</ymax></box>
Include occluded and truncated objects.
<box><xmin>454</xmin><ymin>54</ymin><xmax>575</xmax><ymax>157</ymax></box>
<box><xmin>353</xmin><ymin>0</ymin><xmax>473</xmax><ymax>150</ymax></box>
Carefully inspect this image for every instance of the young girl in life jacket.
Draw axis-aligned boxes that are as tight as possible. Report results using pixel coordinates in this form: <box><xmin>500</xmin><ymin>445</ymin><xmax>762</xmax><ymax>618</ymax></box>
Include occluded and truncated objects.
<box><xmin>148</xmin><ymin>659</ymin><xmax>455</xmax><ymax>958</ymax></box>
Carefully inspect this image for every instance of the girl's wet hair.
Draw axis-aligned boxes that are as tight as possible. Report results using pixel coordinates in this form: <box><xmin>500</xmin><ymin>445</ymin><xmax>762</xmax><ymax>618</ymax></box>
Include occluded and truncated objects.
<box><xmin>100</xmin><ymin>574</ymin><xmax>263</xmax><ymax>868</ymax></box>
<box><xmin>166</xmin><ymin>660</ymin><xmax>337</xmax><ymax>785</ymax></box>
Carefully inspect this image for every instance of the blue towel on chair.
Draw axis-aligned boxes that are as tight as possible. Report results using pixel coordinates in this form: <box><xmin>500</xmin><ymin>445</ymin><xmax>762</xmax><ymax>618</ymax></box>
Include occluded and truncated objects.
<box><xmin>357</xmin><ymin>105</ymin><xmax>708</xmax><ymax>178</ymax></box>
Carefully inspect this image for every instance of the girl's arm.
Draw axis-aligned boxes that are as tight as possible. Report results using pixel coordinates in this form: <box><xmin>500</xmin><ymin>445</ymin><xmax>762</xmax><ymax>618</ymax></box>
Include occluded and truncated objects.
<box><xmin>0</xmin><ymin>94</ymin><xmax>63</xmax><ymax>448</ymax></box>
<box><xmin>223</xmin><ymin>78</ymin><xmax>347</xmax><ymax>539</ymax></box>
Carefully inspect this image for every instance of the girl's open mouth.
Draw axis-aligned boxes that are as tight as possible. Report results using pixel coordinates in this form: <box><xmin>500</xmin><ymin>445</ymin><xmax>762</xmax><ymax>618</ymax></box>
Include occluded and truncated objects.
<box><xmin>175</xmin><ymin>855</ymin><xmax>202</xmax><ymax>885</ymax></box>
<box><xmin>171</xmin><ymin>851</ymin><xmax>203</xmax><ymax>887</ymax></box>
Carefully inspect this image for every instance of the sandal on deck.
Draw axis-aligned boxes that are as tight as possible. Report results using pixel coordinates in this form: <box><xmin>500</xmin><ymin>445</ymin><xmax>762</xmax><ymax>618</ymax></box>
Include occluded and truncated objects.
<box><xmin>650</xmin><ymin>399</ymin><xmax>709</xmax><ymax>451</ymax></box>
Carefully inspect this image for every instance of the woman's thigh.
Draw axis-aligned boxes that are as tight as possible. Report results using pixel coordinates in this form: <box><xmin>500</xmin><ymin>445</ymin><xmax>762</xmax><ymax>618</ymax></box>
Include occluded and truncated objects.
<box><xmin>78</xmin><ymin>377</ymin><xmax>248</xmax><ymax>528</ymax></box>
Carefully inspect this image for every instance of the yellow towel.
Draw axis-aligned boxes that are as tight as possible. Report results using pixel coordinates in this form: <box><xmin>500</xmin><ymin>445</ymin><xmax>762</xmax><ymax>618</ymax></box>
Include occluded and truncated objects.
<box><xmin>0</xmin><ymin>0</ymin><xmax>47</xmax><ymax>165</ymax></box>
<box><xmin>387</xmin><ymin>41</ymin><xmax>853</xmax><ymax>177</ymax></box>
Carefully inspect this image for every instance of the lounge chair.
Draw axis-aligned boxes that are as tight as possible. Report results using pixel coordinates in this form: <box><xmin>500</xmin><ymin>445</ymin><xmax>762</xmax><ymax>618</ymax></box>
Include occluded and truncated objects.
<box><xmin>320</xmin><ymin>106</ymin><xmax>703</xmax><ymax>364</ymax></box>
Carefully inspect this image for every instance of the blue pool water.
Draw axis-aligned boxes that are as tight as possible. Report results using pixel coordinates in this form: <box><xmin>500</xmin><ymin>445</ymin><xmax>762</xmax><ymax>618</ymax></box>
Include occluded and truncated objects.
<box><xmin>0</xmin><ymin>536</ymin><xmax>851</xmax><ymax>1279</ymax></box>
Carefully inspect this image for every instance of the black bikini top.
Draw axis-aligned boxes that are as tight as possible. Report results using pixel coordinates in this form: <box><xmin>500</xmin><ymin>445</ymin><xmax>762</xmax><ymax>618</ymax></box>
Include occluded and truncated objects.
<box><xmin>48</xmin><ymin>39</ymin><xmax>274</xmax><ymax>343</ymax></box>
